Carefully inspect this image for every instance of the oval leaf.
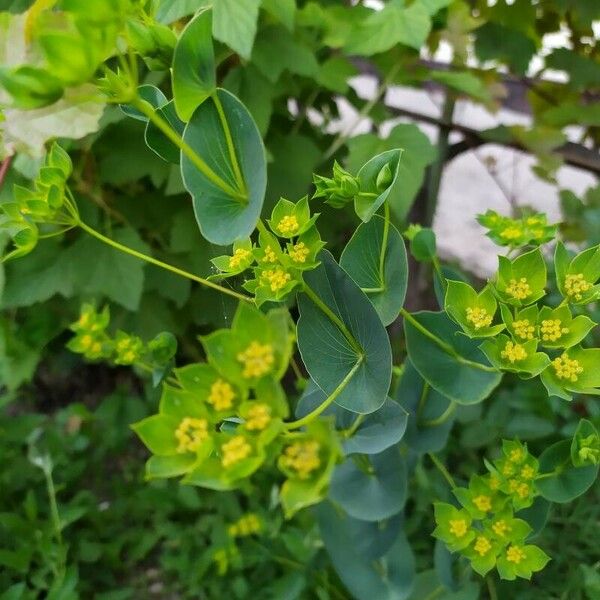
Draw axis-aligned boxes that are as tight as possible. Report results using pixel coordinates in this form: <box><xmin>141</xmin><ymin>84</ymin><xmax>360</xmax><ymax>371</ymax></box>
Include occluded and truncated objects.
<box><xmin>404</xmin><ymin>311</ymin><xmax>502</xmax><ymax>405</ymax></box>
<box><xmin>297</xmin><ymin>250</ymin><xmax>392</xmax><ymax>414</ymax></box>
<box><xmin>144</xmin><ymin>99</ymin><xmax>185</xmax><ymax>163</ymax></box>
<box><xmin>329</xmin><ymin>445</ymin><xmax>407</xmax><ymax>521</ymax></box>
<box><xmin>340</xmin><ymin>215</ymin><xmax>408</xmax><ymax>326</ymax></box>
<box><xmin>172</xmin><ymin>8</ymin><xmax>216</xmax><ymax>121</ymax></box>
<box><xmin>181</xmin><ymin>88</ymin><xmax>266</xmax><ymax>245</ymax></box>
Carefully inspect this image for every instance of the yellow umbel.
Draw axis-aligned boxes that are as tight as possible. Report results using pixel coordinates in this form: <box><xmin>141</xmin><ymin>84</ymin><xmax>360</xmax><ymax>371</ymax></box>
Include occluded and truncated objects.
<box><xmin>282</xmin><ymin>440</ymin><xmax>321</xmax><ymax>479</ymax></box>
<box><xmin>229</xmin><ymin>248</ymin><xmax>251</xmax><ymax>270</ymax></box>
<box><xmin>289</xmin><ymin>242</ymin><xmax>310</xmax><ymax>263</ymax></box>
<box><xmin>465</xmin><ymin>306</ymin><xmax>493</xmax><ymax>329</ymax></box>
<box><xmin>506</xmin><ymin>277</ymin><xmax>532</xmax><ymax>301</ymax></box>
<box><xmin>449</xmin><ymin>519</ymin><xmax>468</xmax><ymax>538</ymax></box>
<box><xmin>263</xmin><ymin>268</ymin><xmax>291</xmax><ymax>292</ymax></box>
<box><xmin>262</xmin><ymin>245</ymin><xmax>277</xmax><ymax>263</ymax></box>
<box><xmin>564</xmin><ymin>273</ymin><xmax>591</xmax><ymax>301</ymax></box>
<box><xmin>221</xmin><ymin>435</ymin><xmax>251</xmax><ymax>467</ymax></box>
<box><xmin>552</xmin><ymin>353</ymin><xmax>583</xmax><ymax>382</ymax></box>
<box><xmin>540</xmin><ymin>319</ymin><xmax>569</xmax><ymax>342</ymax></box>
<box><xmin>506</xmin><ymin>545</ymin><xmax>526</xmax><ymax>564</ymax></box>
<box><xmin>501</xmin><ymin>340</ymin><xmax>527</xmax><ymax>363</ymax></box>
<box><xmin>513</xmin><ymin>319</ymin><xmax>535</xmax><ymax>340</ymax></box>
<box><xmin>237</xmin><ymin>341</ymin><xmax>275</xmax><ymax>379</ymax></box>
<box><xmin>175</xmin><ymin>417</ymin><xmax>209</xmax><ymax>453</ymax></box>
<box><xmin>473</xmin><ymin>495</ymin><xmax>492</xmax><ymax>512</ymax></box>
<box><xmin>208</xmin><ymin>379</ymin><xmax>236</xmax><ymax>411</ymax></box>
<box><xmin>245</xmin><ymin>403</ymin><xmax>271</xmax><ymax>431</ymax></box>
<box><xmin>277</xmin><ymin>215</ymin><xmax>300</xmax><ymax>236</ymax></box>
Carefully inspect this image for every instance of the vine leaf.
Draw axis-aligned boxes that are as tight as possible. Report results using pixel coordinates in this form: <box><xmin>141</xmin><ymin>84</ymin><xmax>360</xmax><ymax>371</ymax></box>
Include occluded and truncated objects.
<box><xmin>181</xmin><ymin>88</ymin><xmax>266</xmax><ymax>245</ymax></box>
<box><xmin>297</xmin><ymin>251</ymin><xmax>392</xmax><ymax>414</ymax></box>
<box><xmin>404</xmin><ymin>311</ymin><xmax>502</xmax><ymax>405</ymax></box>
<box><xmin>340</xmin><ymin>215</ymin><xmax>408</xmax><ymax>326</ymax></box>
<box><xmin>172</xmin><ymin>8</ymin><xmax>216</xmax><ymax>122</ymax></box>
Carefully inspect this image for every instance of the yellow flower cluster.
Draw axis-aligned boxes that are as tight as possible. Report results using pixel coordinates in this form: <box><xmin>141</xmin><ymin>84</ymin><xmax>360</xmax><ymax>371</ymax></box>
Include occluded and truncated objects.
<box><xmin>115</xmin><ymin>337</ymin><xmax>138</xmax><ymax>363</ymax></box>
<box><xmin>473</xmin><ymin>494</ymin><xmax>492</xmax><ymax>512</ymax></box>
<box><xmin>552</xmin><ymin>353</ymin><xmax>583</xmax><ymax>382</ymax></box>
<box><xmin>245</xmin><ymin>403</ymin><xmax>271</xmax><ymax>431</ymax></box>
<box><xmin>540</xmin><ymin>319</ymin><xmax>569</xmax><ymax>342</ymax></box>
<box><xmin>466</xmin><ymin>306</ymin><xmax>493</xmax><ymax>329</ymax></box>
<box><xmin>492</xmin><ymin>519</ymin><xmax>510</xmax><ymax>537</ymax></box>
<box><xmin>564</xmin><ymin>273</ymin><xmax>591</xmax><ymax>301</ymax></box>
<box><xmin>449</xmin><ymin>519</ymin><xmax>468</xmax><ymax>538</ymax></box>
<box><xmin>221</xmin><ymin>435</ymin><xmax>251</xmax><ymax>468</ymax></box>
<box><xmin>175</xmin><ymin>417</ymin><xmax>209</xmax><ymax>453</ymax></box>
<box><xmin>79</xmin><ymin>334</ymin><xmax>102</xmax><ymax>355</ymax></box>
<box><xmin>506</xmin><ymin>545</ymin><xmax>526</xmax><ymax>564</ymax></box>
<box><xmin>262</xmin><ymin>245</ymin><xmax>277</xmax><ymax>263</ymax></box>
<box><xmin>508</xmin><ymin>478</ymin><xmax>531</xmax><ymax>499</ymax></box>
<box><xmin>277</xmin><ymin>215</ymin><xmax>299</xmax><ymax>236</ymax></box>
<box><xmin>500</xmin><ymin>340</ymin><xmax>527</xmax><ymax>363</ymax></box>
<box><xmin>281</xmin><ymin>440</ymin><xmax>321</xmax><ymax>479</ymax></box>
<box><xmin>237</xmin><ymin>341</ymin><xmax>274</xmax><ymax>379</ymax></box>
<box><xmin>263</xmin><ymin>268</ymin><xmax>291</xmax><ymax>292</ymax></box>
<box><xmin>288</xmin><ymin>242</ymin><xmax>310</xmax><ymax>263</ymax></box>
<box><xmin>474</xmin><ymin>536</ymin><xmax>492</xmax><ymax>557</ymax></box>
<box><xmin>506</xmin><ymin>277</ymin><xmax>531</xmax><ymax>300</ymax></box>
<box><xmin>500</xmin><ymin>226</ymin><xmax>523</xmax><ymax>240</ymax></box>
<box><xmin>513</xmin><ymin>319</ymin><xmax>535</xmax><ymax>340</ymax></box>
<box><xmin>208</xmin><ymin>379</ymin><xmax>236</xmax><ymax>411</ymax></box>
<box><xmin>228</xmin><ymin>248</ymin><xmax>251</xmax><ymax>270</ymax></box>
<box><xmin>228</xmin><ymin>513</ymin><xmax>261</xmax><ymax>537</ymax></box>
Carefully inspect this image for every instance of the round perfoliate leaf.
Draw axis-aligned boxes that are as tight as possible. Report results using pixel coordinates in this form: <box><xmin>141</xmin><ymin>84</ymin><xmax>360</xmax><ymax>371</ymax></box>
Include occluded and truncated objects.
<box><xmin>181</xmin><ymin>88</ymin><xmax>266</xmax><ymax>245</ymax></box>
<box><xmin>340</xmin><ymin>215</ymin><xmax>408</xmax><ymax>326</ymax></box>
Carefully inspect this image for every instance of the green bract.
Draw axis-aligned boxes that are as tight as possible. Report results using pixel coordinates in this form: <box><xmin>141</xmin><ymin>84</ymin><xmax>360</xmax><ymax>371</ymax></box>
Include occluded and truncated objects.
<box><xmin>480</xmin><ymin>333</ymin><xmax>550</xmax><ymax>378</ymax></box>
<box><xmin>555</xmin><ymin>242</ymin><xmax>600</xmax><ymax>305</ymax></box>
<box><xmin>540</xmin><ymin>346</ymin><xmax>600</xmax><ymax>401</ymax></box>
<box><xmin>477</xmin><ymin>210</ymin><xmax>557</xmax><ymax>248</ymax></box>
<box><xmin>445</xmin><ymin>280</ymin><xmax>505</xmax><ymax>338</ymax></box>
<box><xmin>494</xmin><ymin>248</ymin><xmax>547</xmax><ymax>307</ymax></box>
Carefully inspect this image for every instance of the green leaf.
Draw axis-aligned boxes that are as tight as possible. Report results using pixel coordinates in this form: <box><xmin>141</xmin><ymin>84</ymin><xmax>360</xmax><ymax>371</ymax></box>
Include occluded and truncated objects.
<box><xmin>261</xmin><ymin>0</ymin><xmax>296</xmax><ymax>30</ymax></box>
<box><xmin>144</xmin><ymin>100</ymin><xmax>185</xmax><ymax>163</ymax></box>
<box><xmin>345</xmin><ymin>1</ymin><xmax>432</xmax><ymax>55</ymax></box>
<box><xmin>340</xmin><ymin>215</ymin><xmax>408</xmax><ymax>326</ymax></box>
<box><xmin>545</xmin><ymin>48</ymin><xmax>600</xmax><ymax>90</ymax></box>
<box><xmin>536</xmin><ymin>439</ymin><xmax>598</xmax><ymax>503</ymax></box>
<box><xmin>346</xmin><ymin>124</ymin><xmax>436</xmax><ymax>221</ymax></box>
<box><xmin>403</xmin><ymin>311</ymin><xmax>502</xmax><ymax>405</ymax></box>
<box><xmin>297</xmin><ymin>251</ymin><xmax>392</xmax><ymax>414</ymax></box>
<box><xmin>317</xmin><ymin>503</ymin><xmax>416</xmax><ymax>600</ymax></box>
<box><xmin>213</xmin><ymin>0</ymin><xmax>260</xmax><ymax>59</ymax></box>
<box><xmin>131</xmin><ymin>414</ymin><xmax>179</xmax><ymax>455</ymax></box>
<box><xmin>120</xmin><ymin>84</ymin><xmax>168</xmax><ymax>121</ymax></box>
<box><xmin>430</xmin><ymin>70</ymin><xmax>494</xmax><ymax>105</ymax></box>
<box><xmin>354</xmin><ymin>149</ymin><xmax>402</xmax><ymax>222</ymax></box>
<box><xmin>156</xmin><ymin>0</ymin><xmax>210</xmax><ymax>24</ymax></box>
<box><xmin>329</xmin><ymin>446</ymin><xmax>407</xmax><ymax>521</ymax></box>
<box><xmin>181</xmin><ymin>88</ymin><xmax>266</xmax><ymax>245</ymax></box>
<box><xmin>172</xmin><ymin>9</ymin><xmax>216</xmax><ymax>122</ymax></box>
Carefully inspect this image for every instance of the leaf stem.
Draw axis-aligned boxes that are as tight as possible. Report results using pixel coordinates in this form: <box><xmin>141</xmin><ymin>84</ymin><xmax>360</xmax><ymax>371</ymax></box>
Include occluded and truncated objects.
<box><xmin>284</xmin><ymin>358</ymin><xmax>363</xmax><ymax>430</ymax></box>
<box><xmin>132</xmin><ymin>97</ymin><xmax>247</xmax><ymax>203</ymax></box>
<box><xmin>77</xmin><ymin>219</ymin><xmax>253</xmax><ymax>303</ymax></box>
<box><xmin>378</xmin><ymin>202</ymin><xmax>390</xmax><ymax>287</ymax></box>
<box><xmin>212</xmin><ymin>92</ymin><xmax>246</xmax><ymax>196</ymax></box>
<box><xmin>486</xmin><ymin>575</ymin><xmax>499</xmax><ymax>600</ymax></box>
<box><xmin>400</xmin><ymin>308</ymin><xmax>498</xmax><ymax>373</ymax></box>
<box><xmin>303</xmin><ymin>284</ymin><xmax>364</xmax><ymax>356</ymax></box>
<box><xmin>343</xmin><ymin>413</ymin><xmax>365</xmax><ymax>438</ymax></box>
<box><xmin>428</xmin><ymin>453</ymin><xmax>457</xmax><ymax>488</ymax></box>
<box><xmin>422</xmin><ymin>400</ymin><xmax>456</xmax><ymax>427</ymax></box>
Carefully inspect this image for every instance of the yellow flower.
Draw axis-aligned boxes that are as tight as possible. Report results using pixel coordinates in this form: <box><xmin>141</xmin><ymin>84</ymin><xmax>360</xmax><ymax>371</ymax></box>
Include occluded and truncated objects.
<box><xmin>513</xmin><ymin>319</ymin><xmax>535</xmax><ymax>340</ymax></box>
<box><xmin>262</xmin><ymin>245</ymin><xmax>277</xmax><ymax>263</ymax></box>
<box><xmin>80</xmin><ymin>334</ymin><xmax>93</xmax><ymax>349</ymax></box>
<box><xmin>77</xmin><ymin>312</ymin><xmax>90</xmax><ymax>328</ymax></box>
<box><xmin>263</xmin><ymin>268</ymin><xmax>291</xmax><ymax>292</ymax></box>
<box><xmin>237</xmin><ymin>341</ymin><xmax>274</xmax><ymax>379</ymax></box>
<box><xmin>221</xmin><ymin>435</ymin><xmax>251</xmax><ymax>468</ymax></box>
<box><xmin>500</xmin><ymin>340</ymin><xmax>527</xmax><ymax>363</ymax></box>
<box><xmin>492</xmin><ymin>519</ymin><xmax>510</xmax><ymax>537</ymax></box>
<box><xmin>540</xmin><ymin>319</ymin><xmax>569</xmax><ymax>342</ymax></box>
<box><xmin>473</xmin><ymin>495</ymin><xmax>492</xmax><ymax>512</ymax></box>
<box><xmin>281</xmin><ymin>440</ymin><xmax>321</xmax><ymax>479</ymax></box>
<box><xmin>500</xmin><ymin>226</ymin><xmax>523</xmax><ymax>240</ymax></box>
<box><xmin>489</xmin><ymin>476</ymin><xmax>501</xmax><ymax>490</ymax></box>
<box><xmin>502</xmin><ymin>463</ymin><xmax>514</xmax><ymax>476</ymax></box>
<box><xmin>466</xmin><ymin>306</ymin><xmax>493</xmax><ymax>330</ymax></box>
<box><xmin>516</xmin><ymin>482</ymin><xmax>530</xmax><ymax>499</ymax></box>
<box><xmin>245</xmin><ymin>403</ymin><xmax>271</xmax><ymax>431</ymax></box>
<box><xmin>228</xmin><ymin>513</ymin><xmax>261</xmax><ymax>537</ymax></box>
<box><xmin>175</xmin><ymin>417</ymin><xmax>209</xmax><ymax>453</ymax></box>
<box><xmin>208</xmin><ymin>379</ymin><xmax>236</xmax><ymax>411</ymax></box>
<box><xmin>506</xmin><ymin>277</ymin><xmax>532</xmax><ymax>301</ymax></box>
<box><xmin>506</xmin><ymin>545</ymin><xmax>526</xmax><ymax>564</ymax></box>
<box><xmin>552</xmin><ymin>353</ymin><xmax>583</xmax><ymax>382</ymax></box>
<box><xmin>520</xmin><ymin>464</ymin><xmax>535</xmax><ymax>480</ymax></box>
<box><xmin>449</xmin><ymin>519</ymin><xmax>468</xmax><ymax>538</ymax></box>
<box><xmin>564</xmin><ymin>273</ymin><xmax>591</xmax><ymax>301</ymax></box>
<box><xmin>509</xmin><ymin>448</ymin><xmax>524</xmax><ymax>463</ymax></box>
<box><xmin>277</xmin><ymin>215</ymin><xmax>299</xmax><ymax>236</ymax></box>
<box><xmin>288</xmin><ymin>242</ymin><xmax>310</xmax><ymax>263</ymax></box>
<box><xmin>228</xmin><ymin>248</ymin><xmax>251</xmax><ymax>270</ymax></box>
<box><xmin>474</xmin><ymin>536</ymin><xmax>492</xmax><ymax>557</ymax></box>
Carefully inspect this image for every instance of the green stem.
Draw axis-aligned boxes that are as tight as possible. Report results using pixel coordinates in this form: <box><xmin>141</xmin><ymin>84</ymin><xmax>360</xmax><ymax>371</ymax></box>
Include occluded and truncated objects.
<box><xmin>344</xmin><ymin>413</ymin><xmax>365</xmax><ymax>438</ymax></box>
<box><xmin>284</xmin><ymin>358</ymin><xmax>363</xmax><ymax>430</ymax></box>
<box><xmin>487</xmin><ymin>575</ymin><xmax>499</xmax><ymax>600</ymax></box>
<box><xmin>323</xmin><ymin>63</ymin><xmax>401</xmax><ymax>161</ymax></box>
<box><xmin>416</xmin><ymin>382</ymin><xmax>430</xmax><ymax>419</ymax></box>
<box><xmin>212</xmin><ymin>92</ymin><xmax>246</xmax><ymax>195</ymax></box>
<box><xmin>132</xmin><ymin>97</ymin><xmax>246</xmax><ymax>203</ymax></box>
<box><xmin>44</xmin><ymin>468</ymin><xmax>63</xmax><ymax>547</ymax></box>
<box><xmin>422</xmin><ymin>400</ymin><xmax>456</xmax><ymax>427</ymax></box>
<box><xmin>78</xmin><ymin>220</ymin><xmax>253</xmax><ymax>303</ymax></box>
<box><xmin>428</xmin><ymin>453</ymin><xmax>457</xmax><ymax>488</ymax></box>
<box><xmin>378</xmin><ymin>202</ymin><xmax>390</xmax><ymax>287</ymax></box>
<box><xmin>361</xmin><ymin>286</ymin><xmax>386</xmax><ymax>293</ymax></box>
<box><xmin>303</xmin><ymin>285</ymin><xmax>364</xmax><ymax>356</ymax></box>
<box><xmin>400</xmin><ymin>308</ymin><xmax>497</xmax><ymax>373</ymax></box>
